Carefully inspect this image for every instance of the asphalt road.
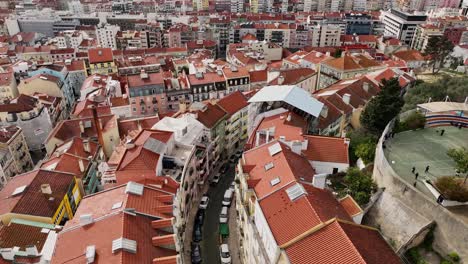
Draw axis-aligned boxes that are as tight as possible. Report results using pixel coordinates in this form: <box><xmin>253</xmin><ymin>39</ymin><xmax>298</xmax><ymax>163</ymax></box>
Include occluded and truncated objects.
<box><xmin>200</xmin><ymin>163</ymin><xmax>235</xmax><ymax>264</ymax></box>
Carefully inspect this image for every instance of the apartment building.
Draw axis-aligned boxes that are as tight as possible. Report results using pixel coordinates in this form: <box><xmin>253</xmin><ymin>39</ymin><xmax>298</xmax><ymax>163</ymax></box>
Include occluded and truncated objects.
<box><xmin>0</xmin><ymin>126</ymin><xmax>33</xmax><ymax>187</ymax></box>
<box><xmin>411</xmin><ymin>24</ymin><xmax>444</xmax><ymax>51</ymax></box>
<box><xmin>0</xmin><ymin>71</ymin><xmax>18</xmax><ymax>103</ymax></box>
<box><xmin>116</xmin><ymin>30</ymin><xmax>149</xmax><ymax>50</ymax></box>
<box><xmin>0</xmin><ymin>169</ymin><xmax>83</xmax><ymax>225</ymax></box>
<box><xmin>127</xmin><ymin>71</ymin><xmax>166</xmax><ymax>115</ymax></box>
<box><xmin>188</xmin><ymin>71</ymin><xmax>227</xmax><ymax>102</ymax></box>
<box><xmin>318</xmin><ymin>54</ymin><xmax>384</xmax><ymax>89</ymax></box>
<box><xmin>0</xmin><ymin>94</ymin><xmax>54</xmax><ymax>151</ymax></box>
<box><xmin>96</xmin><ymin>24</ymin><xmax>120</xmax><ymax>49</ymax></box>
<box><xmin>86</xmin><ymin>48</ymin><xmax>118</xmax><ymax>75</ymax></box>
<box><xmin>217</xmin><ymin>91</ymin><xmax>249</xmax><ymax>153</ymax></box>
<box><xmin>223</xmin><ymin>66</ymin><xmax>250</xmax><ymax>92</ymax></box>
<box><xmin>382</xmin><ymin>9</ymin><xmax>428</xmax><ymax>45</ymax></box>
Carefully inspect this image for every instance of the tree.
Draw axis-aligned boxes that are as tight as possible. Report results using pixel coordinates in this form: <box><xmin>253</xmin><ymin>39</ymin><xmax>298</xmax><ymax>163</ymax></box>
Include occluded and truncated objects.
<box><xmin>447</xmin><ymin>147</ymin><xmax>468</xmax><ymax>183</ymax></box>
<box><xmin>344</xmin><ymin>167</ymin><xmax>377</xmax><ymax>205</ymax></box>
<box><xmin>347</xmin><ymin>129</ymin><xmax>378</xmax><ymax>164</ymax></box>
<box><xmin>424</xmin><ymin>36</ymin><xmax>454</xmax><ymax>74</ymax></box>
<box><xmin>394</xmin><ymin>111</ymin><xmax>426</xmax><ymax>132</ymax></box>
<box><xmin>360</xmin><ymin>78</ymin><xmax>404</xmax><ymax>134</ymax></box>
<box><xmin>355</xmin><ymin>140</ymin><xmax>376</xmax><ymax>165</ymax></box>
<box><xmin>402</xmin><ymin>75</ymin><xmax>468</xmax><ymax>111</ymax></box>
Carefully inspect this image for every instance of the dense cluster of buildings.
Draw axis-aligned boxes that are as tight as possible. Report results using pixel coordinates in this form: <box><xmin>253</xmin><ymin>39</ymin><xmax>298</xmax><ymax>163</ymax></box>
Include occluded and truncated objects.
<box><xmin>0</xmin><ymin>0</ymin><xmax>465</xmax><ymax>263</ymax></box>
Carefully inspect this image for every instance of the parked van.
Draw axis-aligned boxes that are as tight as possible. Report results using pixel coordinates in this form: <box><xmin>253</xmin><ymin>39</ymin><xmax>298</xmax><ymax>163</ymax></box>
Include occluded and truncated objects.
<box><xmin>219</xmin><ymin>206</ymin><xmax>228</xmax><ymax>223</ymax></box>
<box><xmin>222</xmin><ymin>189</ymin><xmax>233</xmax><ymax>206</ymax></box>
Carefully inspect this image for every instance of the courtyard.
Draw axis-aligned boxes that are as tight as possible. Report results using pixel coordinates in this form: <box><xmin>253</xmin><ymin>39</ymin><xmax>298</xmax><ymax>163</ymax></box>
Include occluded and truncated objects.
<box><xmin>384</xmin><ymin>126</ymin><xmax>468</xmax><ymax>197</ymax></box>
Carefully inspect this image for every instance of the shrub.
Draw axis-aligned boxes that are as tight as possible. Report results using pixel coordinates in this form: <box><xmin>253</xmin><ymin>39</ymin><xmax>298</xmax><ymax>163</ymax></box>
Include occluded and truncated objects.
<box><xmin>344</xmin><ymin>167</ymin><xmax>377</xmax><ymax>205</ymax></box>
<box><xmin>395</xmin><ymin>111</ymin><xmax>426</xmax><ymax>132</ymax></box>
<box><xmin>406</xmin><ymin>248</ymin><xmax>427</xmax><ymax>264</ymax></box>
<box><xmin>347</xmin><ymin>129</ymin><xmax>378</xmax><ymax>164</ymax></box>
<box><xmin>355</xmin><ymin>141</ymin><xmax>376</xmax><ymax>165</ymax></box>
<box><xmin>448</xmin><ymin>252</ymin><xmax>460</xmax><ymax>262</ymax></box>
<box><xmin>440</xmin><ymin>260</ymin><xmax>452</xmax><ymax>264</ymax></box>
<box><xmin>434</xmin><ymin>176</ymin><xmax>468</xmax><ymax>202</ymax></box>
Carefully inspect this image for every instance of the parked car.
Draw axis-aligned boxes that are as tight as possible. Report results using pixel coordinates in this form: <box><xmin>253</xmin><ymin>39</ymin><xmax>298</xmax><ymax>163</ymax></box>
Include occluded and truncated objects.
<box><xmin>199</xmin><ymin>195</ymin><xmax>209</xmax><ymax>210</ymax></box>
<box><xmin>195</xmin><ymin>209</ymin><xmax>205</xmax><ymax>225</ymax></box>
<box><xmin>191</xmin><ymin>243</ymin><xmax>202</xmax><ymax>264</ymax></box>
<box><xmin>220</xmin><ymin>164</ymin><xmax>229</xmax><ymax>174</ymax></box>
<box><xmin>220</xmin><ymin>244</ymin><xmax>231</xmax><ymax>264</ymax></box>
<box><xmin>193</xmin><ymin>223</ymin><xmax>202</xmax><ymax>243</ymax></box>
<box><xmin>219</xmin><ymin>206</ymin><xmax>229</xmax><ymax>223</ymax></box>
<box><xmin>222</xmin><ymin>189</ymin><xmax>233</xmax><ymax>206</ymax></box>
<box><xmin>211</xmin><ymin>173</ymin><xmax>221</xmax><ymax>185</ymax></box>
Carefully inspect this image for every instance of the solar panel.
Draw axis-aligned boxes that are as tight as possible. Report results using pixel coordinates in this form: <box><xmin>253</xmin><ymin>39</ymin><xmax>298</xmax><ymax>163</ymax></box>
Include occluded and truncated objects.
<box><xmin>268</xmin><ymin>143</ymin><xmax>282</xmax><ymax>156</ymax></box>
<box><xmin>270</xmin><ymin>177</ymin><xmax>281</xmax><ymax>186</ymax></box>
<box><xmin>112</xmin><ymin>238</ymin><xmax>137</xmax><ymax>254</ymax></box>
<box><xmin>264</xmin><ymin>162</ymin><xmax>274</xmax><ymax>171</ymax></box>
<box><xmin>125</xmin><ymin>182</ymin><xmax>144</xmax><ymax>196</ymax></box>
<box><xmin>11</xmin><ymin>185</ymin><xmax>27</xmax><ymax>196</ymax></box>
<box><xmin>286</xmin><ymin>183</ymin><xmax>306</xmax><ymax>201</ymax></box>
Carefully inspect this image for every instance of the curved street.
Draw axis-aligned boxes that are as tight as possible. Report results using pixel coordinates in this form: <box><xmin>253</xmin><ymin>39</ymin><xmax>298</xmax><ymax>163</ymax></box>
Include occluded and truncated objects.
<box><xmin>200</xmin><ymin>163</ymin><xmax>237</xmax><ymax>264</ymax></box>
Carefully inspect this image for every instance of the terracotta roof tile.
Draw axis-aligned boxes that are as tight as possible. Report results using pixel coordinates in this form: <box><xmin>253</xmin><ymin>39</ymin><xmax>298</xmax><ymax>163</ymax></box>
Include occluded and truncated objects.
<box><xmin>195</xmin><ymin>103</ymin><xmax>227</xmax><ymax>129</ymax></box>
<box><xmin>393</xmin><ymin>50</ymin><xmax>425</xmax><ymax>62</ymax></box>
<box><xmin>217</xmin><ymin>91</ymin><xmax>248</xmax><ymax>117</ymax></box>
<box><xmin>0</xmin><ymin>169</ymin><xmax>75</xmax><ymax>218</ymax></box>
<box><xmin>269</xmin><ymin>68</ymin><xmax>316</xmax><ymax>85</ymax></box>
<box><xmin>187</xmin><ymin>71</ymin><xmax>226</xmax><ymax>86</ymax></box>
<box><xmin>0</xmin><ymin>222</ymin><xmax>51</xmax><ymax>251</ymax></box>
<box><xmin>249</xmin><ymin>69</ymin><xmax>268</xmax><ymax>83</ymax></box>
<box><xmin>88</xmin><ymin>48</ymin><xmax>114</xmax><ymax>64</ymax></box>
<box><xmin>340</xmin><ymin>195</ymin><xmax>363</xmax><ymax>217</ymax></box>
<box><xmin>284</xmin><ymin>219</ymin><xmax>401</xmax><ymax>264</ymax></box>
<box><xmin>127</xmin><ymin>72</ymin><xmax>165</xmax><ymax>87</ymax></box>
<box><xmin>302</xmin><ymin>135</ymin><xmax>349</xmax><ymax>164</ymax></box>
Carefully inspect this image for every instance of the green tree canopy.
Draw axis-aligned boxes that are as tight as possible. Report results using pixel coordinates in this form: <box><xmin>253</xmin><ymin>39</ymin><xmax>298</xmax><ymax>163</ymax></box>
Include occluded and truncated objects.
<box><xmin>423</xmin><ymin>36</ymin><xmax>454</xmax><ymax>74</ymax></box>
<box><xmin>344</xmin><ymin>167</ymin><xmax>377</xmax><ymax>205</ymax></box>
<box><xmin>360</xmin><ymin>78</ymin><xmax>404</xmax><ymax>134</ymax></box>
<box><xmin>403</xmin><ymin>76</ymin><xmax>468</xmax><ymax>111</ymax></box>
<box><xmin>447</xmin><ymin>147</ymin><xmax>468</xmax><ymax>175</ymax></box>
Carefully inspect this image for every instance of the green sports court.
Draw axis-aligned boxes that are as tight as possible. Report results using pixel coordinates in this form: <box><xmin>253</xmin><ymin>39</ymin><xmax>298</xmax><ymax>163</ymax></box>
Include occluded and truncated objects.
<box><xmin>384</xmin><ymin>126</ymin><xmax>468</xmax><ymax>196</ymax></box>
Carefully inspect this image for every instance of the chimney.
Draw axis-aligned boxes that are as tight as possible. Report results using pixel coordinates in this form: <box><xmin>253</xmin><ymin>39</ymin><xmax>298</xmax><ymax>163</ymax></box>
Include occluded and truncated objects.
<box><xmin>25</xmin><ymin>246</ymin><xmax>39</xmax><ymax>256</ymax></box>
<box><xmin>83</xmin><ymin>139</ymin><xmax>90</xmax><ymax>153</ymax></box>
<box><xmin>140</xmin><ymin>69</ymin><xmax>148</xmax><ymax>79</ymax></box>
<box><xmin>255</xmin><ymin>131</ymin><xmax>260</xmax><ymax>147</ymax></box>
<box><xmin>321</xmin><ymin>106</ymin><xmax>328</xmax><ymax>118</ymax></box>
<box><xmin>363</xmin><ymin>82</ymin><xmax>369</xmax><ymax>93</ymax></box>
<box><xmin>286</xmin><ymin>113</ymin><xmax>292</xmax><ymax>122</ymax></box>
<box><xmin>90</xmin><ymin>105</ymin><xmax>106</xmax><ymax>159</ymax></box>
<box><xmin>79</xmin><ymin>121</ymin><xmax>85</xmax><ymax>133</ymax></box>
<box><xmin>41</xmin><ymin>184</ymin><xmax>52</xmax><ymax>195</ymax></box>
<box><xmin>278</xmin><ymin>75</ymin><xmax>285</xmax><ymax>85</ymax></box>
<box><xmin>78</xmin><ymin>159</ymin><xmax>85</xmax><ymax>172</ymax></box>
<box><xmin>342</xmin><ymin>93</ymin><xmax>351</xmax><ymax>105</ymax></box>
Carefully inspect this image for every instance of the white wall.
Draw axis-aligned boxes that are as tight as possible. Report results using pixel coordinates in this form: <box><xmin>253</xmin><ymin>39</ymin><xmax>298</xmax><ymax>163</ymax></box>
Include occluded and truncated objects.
<box><xmin>254</xmin><ymin>200</ymin><xmax>279</xmax><ymax>264</ymax></box>
<box><xmin>310</xmin><ymin>161</ymin><xmax>349</xmax><ymax>174</ymax></box>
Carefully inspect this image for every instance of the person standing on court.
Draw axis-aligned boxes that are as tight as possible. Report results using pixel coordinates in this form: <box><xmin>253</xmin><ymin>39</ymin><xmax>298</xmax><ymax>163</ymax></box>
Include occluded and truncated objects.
<box><xmin>440</xmin><ymin>129</ymin><xmax>445</xmax><ymax>136</ymax></box>
<box><xmin>411</xmin><ymin>167</ymin><xmax>416</xmax><ymax>174</ymax></box>
<box><xmin>425</xmin><ymin>165</ymin><xmax>430</xmax><ymax>173</ymax></box>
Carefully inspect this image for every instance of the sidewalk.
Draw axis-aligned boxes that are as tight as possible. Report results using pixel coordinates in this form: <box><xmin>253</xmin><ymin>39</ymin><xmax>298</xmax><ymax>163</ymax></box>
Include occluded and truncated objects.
<box><xmin>228</xmin><ymin>199</ymin><xmax>242</xmax><ymax>264</ymax></box>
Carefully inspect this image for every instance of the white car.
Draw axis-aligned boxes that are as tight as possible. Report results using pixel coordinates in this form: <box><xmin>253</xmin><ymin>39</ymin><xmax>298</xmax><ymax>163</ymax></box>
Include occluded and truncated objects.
<box><xmin>219</xmin><ymin>206</ymin><xmax>228</xmax><ymax>223</ymax></box>
<box><xmin>211</xmin><ymin>173</ymin><xmax>221</xmax><ymax>185</ymax></box>
<box><xmin>199</xmin><ymin>196</ymin><xmax>209</xmax><ymax>209</ymax></box>
<box><xmin>220</xmin><ymin>244</ymin><xmax>231</xmax><ymax>264</ymax></box>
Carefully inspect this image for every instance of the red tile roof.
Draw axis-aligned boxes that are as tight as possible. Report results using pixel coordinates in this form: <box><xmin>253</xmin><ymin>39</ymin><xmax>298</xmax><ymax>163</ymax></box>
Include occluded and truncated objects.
<box><xmin>0</xmin><ymin>169</ymin><xmax>75</xmax><ymax>218</ymax></box>
<box><xmin>284</xmin><ymin>219</ymin><xmax>401</xmax><ymax>264</ymax></box>
<box><xmin>127</xmin><ymin>72</ymin><xmax>165</xmax><ymax>87</ymax></box>
<box><xmin>0</xmin><ymin>222</ymin><xmax>51</xmax><ymax>251</ymax></box>
<box><xmin>118</xmin><ymin>116</ymin><xmax>160</xmax><ymax>137</ymax></box>
<box><xmin>41</xmin><ymin>153</ymin><xmax>90</xmax><ymax>179</ymax></box>
<box><xmin>53</xmin><ymin>182</ymin><xmax>178</xmax><ymax>264</ymax></box>
<box><xmin>194</xmin><ymin>103</ymin><xmax>227</xmax><ymax>129</ymax></box>
<box><xmin>340</xmin><ymin>195</ymin><xmax>363</xmax><ymax>217</ymax></box>
<box><xmin>269</xmin><ymin>68</ymin><xmax>316</xmax><ymax>85</ymax></box>
<box><xmin>0</xmin><ymin>94</ymin><xmax>38</xmax><ymax>113</ymax></box>
<box><xmin>302</xmin><ymin>135</ymin><xmax>349</xmax><ymax>164</ymax></box>
<box><xmin>322</xmin><ymin>54</ymin><xmax>381</xmax><ymax>71</ymax></box>
<box><xmin>217</xmin><ymin>91</ymin><xmax>248</xmax><ymax>117</ymax></box>
<box><xmin>243</xmin><ymin>141</ymin><xmax>314</xmax><ymax>199</ymax></box>
<box><xmin>88</xmin><ymin>48</ymin><xmax>114</xmax><ymax>64</ymax></box>
<box><xmin>246</xmin><ymin>111</ymin><xmax>306</xmax><ymax>149</ymax></box>
<box><xmin>0</xmin><ymin>125</ymin><xmax>20</xmax><ymax>143</ymax></box>
<box><xmin>187</xmin><ymin>71</ymin><xmax>226</xmax><ymax>86</ymax></box>
<box><xmin>393</xmin><ymin>50</ymin><xmax>425</xmax><ymax>62</ymax></box>
<box><xmin>249</xmin><ymin>69</ymin><xmax>268</xmax><ymax>83</ymax></box>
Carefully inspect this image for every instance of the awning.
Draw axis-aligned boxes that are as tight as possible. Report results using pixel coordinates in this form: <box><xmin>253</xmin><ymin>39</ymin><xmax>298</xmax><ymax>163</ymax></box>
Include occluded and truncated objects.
<box><xmin>219</xmin><ymin>223</ymin><xmax>229</xmax><ymax>236</ymax></box>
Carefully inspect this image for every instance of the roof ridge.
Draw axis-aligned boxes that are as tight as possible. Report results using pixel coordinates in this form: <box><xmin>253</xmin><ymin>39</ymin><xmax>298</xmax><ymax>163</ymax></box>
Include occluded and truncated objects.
<box><xmin>279</xmin><ymin>217</ymin><xmax>335</xmax><ymax>249</ymax></box>
<box><xmin>334</xmin><ymin>219</ymin><xmax>369</xmax><ymax>264</ymax></box>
